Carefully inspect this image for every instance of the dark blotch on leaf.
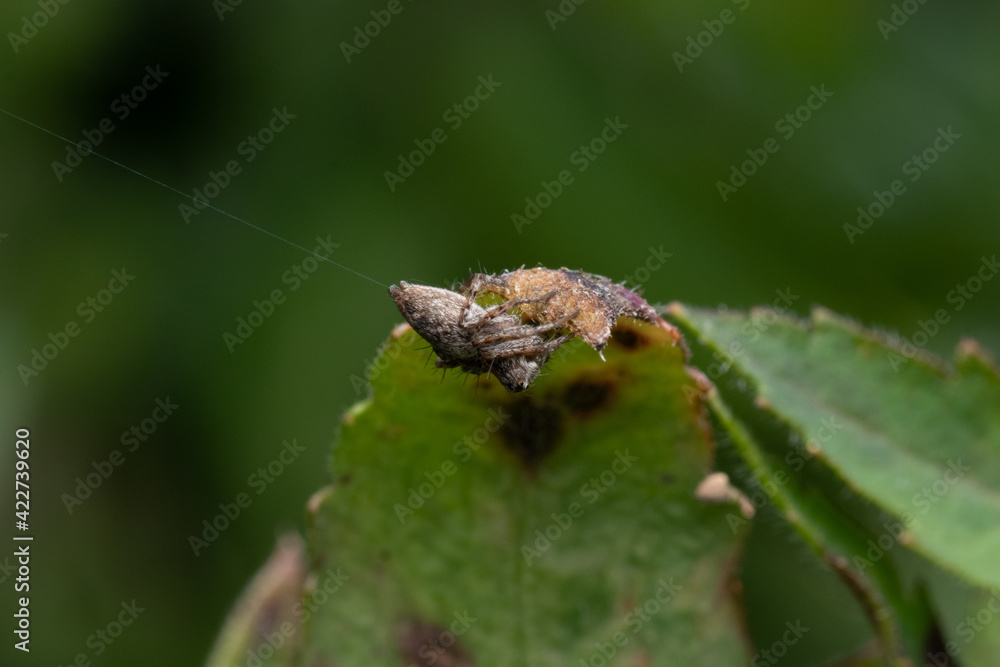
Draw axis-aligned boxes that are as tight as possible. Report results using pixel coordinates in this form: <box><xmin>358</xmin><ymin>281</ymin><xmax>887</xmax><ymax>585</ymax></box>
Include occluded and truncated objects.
<box><xmin>499</xmin><ymin>399</ymin><xmax>563</xmax><ymax>470</ymax></box>
<box><xmin>398</xmin><ymin>620</ymin><xmax>473</xmax><ymax>667</ymax></box>
<box><xmin>563</xmin><ymin>378</ymin><xmax>617</xmax><ymax>415</ymax></box>
<box><xmin>921</xmin><ymin>623</ymin><xmax>952</xmax><ymax>667</ymax></box>
<box><xmin>610</xmin><ymin>326</ymin><xmax>650</xmax><ymax>350</ymax></box>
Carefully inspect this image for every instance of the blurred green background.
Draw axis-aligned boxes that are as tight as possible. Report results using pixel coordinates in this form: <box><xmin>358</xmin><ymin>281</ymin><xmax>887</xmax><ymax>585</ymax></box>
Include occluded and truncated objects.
<box><xmin>1</xmin><ymin>1</ymin><xmax>998</xmax><ymax>664</ymax></box>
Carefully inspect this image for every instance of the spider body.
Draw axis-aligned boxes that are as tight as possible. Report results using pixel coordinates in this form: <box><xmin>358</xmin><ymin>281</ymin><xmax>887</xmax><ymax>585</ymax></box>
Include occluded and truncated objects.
<box><xmin>460</xmin><ymin>267</ymin><xmax>662</xmax><ymax>352</ymax></box>
<box><xmin>388</xmin><ymin>281</ymin><xmax>576</xmax><ymax>392</ymax></box>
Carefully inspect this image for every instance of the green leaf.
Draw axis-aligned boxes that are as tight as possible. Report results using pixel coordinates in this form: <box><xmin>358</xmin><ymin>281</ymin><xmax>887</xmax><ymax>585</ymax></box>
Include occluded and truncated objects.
<box><xmin>705</xmin><ymin>390</ymin><xmax>931</xmax><ymax>663</ymax></box>
<box><xmin>668</xmin><ymin>305</ymin><xmax>1000</xmax><ymax>592</ymax></box>
<box><xmin>294</xmin><ymin>322</ymin><xmax>748</xmax><ymax>665</ymax></box>
<box><xmin>906</xmin><ymin>557</ymin><xmax>1000</xmax><ymax>667</ymax></box>
<box><xmin>205</xmin><ymin>535</ymin><xmax>307</xmax><ymax>667</ymax></box>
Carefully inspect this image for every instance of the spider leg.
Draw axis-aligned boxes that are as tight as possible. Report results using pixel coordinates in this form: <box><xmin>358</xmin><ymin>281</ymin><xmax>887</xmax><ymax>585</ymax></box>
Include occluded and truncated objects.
<box><xmin>475</xmin><ymin>290</ymin><xmax>561</xmax><ymax>328</ymax></box>
<box><xmin>470</xmin><ymin>306</ymin><xmax>581</xmax><ymax>347</ymax></box>
<box><xmin>459</xmin><ymin>272</ymin><xmax>492</xmax><ymax>295</ymax></box>
<box><xmin>458</xmin><ymin>273</ymin><xmax>493</xmax><ymax>327</ymax></box>
<box><xmin>470</xmin><ymin>321</ymin><xmax>544</xmax><ymax>345</ymax></box>
<box><xmin>526</xmin><ymin>307</ymin><xmax>582</xmax><ymax>335</ymax></box>
<box><xmin>477</xmin><ymin>333</ymin><xmax>572</xmax><ymax>360</ymax></box>
<box><xmin>469</xmin><ymin>294</ymin><xmax>568</xmax><ymax>345</ymax></box>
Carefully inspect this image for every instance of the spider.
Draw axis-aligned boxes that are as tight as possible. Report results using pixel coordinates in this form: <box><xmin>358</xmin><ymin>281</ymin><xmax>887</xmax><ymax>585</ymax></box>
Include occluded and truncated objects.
<box><xmin>459</xmin><ymin>267</ymin><xmax>666</xmax><ymax>357</ymax></box>
<box><xmin>388</xmin><ymin>281</ymin><xmax>580</xmax><ymax>392</ymax></box>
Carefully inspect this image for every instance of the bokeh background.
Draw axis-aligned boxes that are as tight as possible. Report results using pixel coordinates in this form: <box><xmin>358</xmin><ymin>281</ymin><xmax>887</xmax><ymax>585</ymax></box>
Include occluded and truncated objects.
<box><xmin>2</xmin><ymin>1</ymin><xmax>998</xmax><ymax>664</ymax></box>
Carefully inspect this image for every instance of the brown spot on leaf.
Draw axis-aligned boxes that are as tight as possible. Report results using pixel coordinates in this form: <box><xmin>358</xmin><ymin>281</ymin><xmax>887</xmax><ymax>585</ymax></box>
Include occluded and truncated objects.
<box><xmin>633</xmin><ymin>650</ymin><xmax>653</xmax><ymax>667</ymax></box>
<box><xmin>562</xmin><ymin>377</ymin><xmax>617</xmax><ymax>415</ymax></box>
<box><xmin>499</xmin><ymin>398</ymin><xmax>563</xmax><ymax>471</ymax></box>
<box><xmin>398</xmin><ymin>620</ymin><xmax>473</xmax><ymax>667</ymax></box>
<box><xmin>610</xmin><ymin>326</ymin><xmax>650</xmax><ymax>350</ymax></box>
<box><xmin>922</xmin><ymin>623</ymin><xmax>954</xmax><ymax>667</ymax></box>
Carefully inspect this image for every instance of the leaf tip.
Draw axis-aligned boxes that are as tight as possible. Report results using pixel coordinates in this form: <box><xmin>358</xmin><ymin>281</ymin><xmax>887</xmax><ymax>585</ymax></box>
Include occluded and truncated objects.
<box><xmin>664</xmin><ymin>300</ymin><xmax>687</xmax><ymax>319</ymax></box>
<box><xmin>955</xmin><ymin>337</ymin><xmax>1000</xmax><ymax>376</ymax></box>
<box><xmin>204</xmin><ymin>534</ymin><xmax>307</xmax><ymax>667</ymax></box>
<box><xmin>391</xmin><ymin>321</ymin><xmax>412</xmax><ymax>339</ymax></box>
<box><xmin>343</xmin><ymin>398</ymin><xmax>372</xmax><ymax>426</ymax></box>
<box><xmin>307</xmin><ymin>486</ymin><xmax>333</xmax><ymax>516</ymax></box>
<box><xmin>695</xmin><ymin>472</ymin><xmax>756</xmax><ymax>518</ymax></box>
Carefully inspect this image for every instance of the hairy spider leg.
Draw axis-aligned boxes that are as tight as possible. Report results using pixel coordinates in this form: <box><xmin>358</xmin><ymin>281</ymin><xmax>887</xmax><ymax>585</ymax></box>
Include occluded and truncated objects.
<box><xmin>469</xmin><ymin>307</ymin><xmax>581</xmax><ymax>346</ymax></box>
<box><xmin>457</xmin><ymin>273</ymin><xmax>550</xmax><ymax>327</ymax></box>
<box><xmin>474</xmin><ymin>290</ymin><xmax>560</xmax><ymax>327</ymax></box>
<box><xmin>477</xmin><ymin>333</ymin><xmax>573</xmax><ymax>360</ymax></box>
